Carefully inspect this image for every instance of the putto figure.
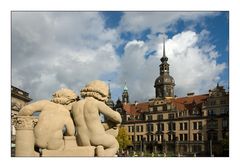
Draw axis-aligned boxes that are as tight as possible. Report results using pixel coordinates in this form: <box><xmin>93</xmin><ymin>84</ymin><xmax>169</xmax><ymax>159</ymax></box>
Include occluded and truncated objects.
<box><xmin>72</xmin><ymin>80</ymin><xmax>122</xmax><ymax>156</ymax></box>
<box><xmin>18</xmin><ymin>88</ymin><xmax>79</xmax><ymax>151</ymax></box>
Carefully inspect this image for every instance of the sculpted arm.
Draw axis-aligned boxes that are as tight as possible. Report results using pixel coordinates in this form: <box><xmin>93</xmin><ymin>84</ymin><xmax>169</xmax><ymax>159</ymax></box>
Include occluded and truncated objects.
<box><xmin>97</xmin><ymin>101</ymin><xmax>122</xmax><ymax>124</ymax></box>
<box><xmin>18</xmin><ymin>100</ymin><xmax>49</xmax><ymax>116</ymax></box>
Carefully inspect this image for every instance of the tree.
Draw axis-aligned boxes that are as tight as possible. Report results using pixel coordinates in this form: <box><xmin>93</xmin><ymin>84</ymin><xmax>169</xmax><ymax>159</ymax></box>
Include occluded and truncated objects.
<box><xmin>116</xmin><ymin>127</ymin><xmax>132</xmax><ymax>151</ymax></box>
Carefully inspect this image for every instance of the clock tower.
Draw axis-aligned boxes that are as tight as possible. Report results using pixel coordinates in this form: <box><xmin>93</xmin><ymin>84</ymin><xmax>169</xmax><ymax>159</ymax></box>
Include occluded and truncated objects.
<box><xmin>154</xmin><ymin>37</ymin><xmax>175</xmax><ymax>99</ymax></box>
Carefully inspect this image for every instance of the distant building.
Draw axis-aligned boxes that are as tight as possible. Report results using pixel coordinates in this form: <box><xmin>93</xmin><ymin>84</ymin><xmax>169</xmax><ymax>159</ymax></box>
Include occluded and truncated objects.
<box><xmin>114</xmin><ymin>40</ymin><xmax>229</xmax><ymax>156</ymax></box>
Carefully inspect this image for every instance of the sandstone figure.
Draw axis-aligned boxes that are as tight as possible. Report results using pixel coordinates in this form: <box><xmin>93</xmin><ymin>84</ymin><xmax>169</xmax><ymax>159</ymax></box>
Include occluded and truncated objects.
<box><xmin>18</xmin><ymin>88</ymin><xmax>78</xmax><ymax>151</ymax></box>
<box><xmin>72</xmin><ymin>80</ymin><xmax>122</xmax><ymax>156</ymax></box>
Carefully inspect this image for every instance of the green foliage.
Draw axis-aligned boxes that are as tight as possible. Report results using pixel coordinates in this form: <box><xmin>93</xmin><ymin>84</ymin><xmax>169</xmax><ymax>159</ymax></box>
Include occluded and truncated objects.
<box><xmin>116</xmin><ymin>127</ymin><xmax>132</xmax><ymax>151</ymax></box>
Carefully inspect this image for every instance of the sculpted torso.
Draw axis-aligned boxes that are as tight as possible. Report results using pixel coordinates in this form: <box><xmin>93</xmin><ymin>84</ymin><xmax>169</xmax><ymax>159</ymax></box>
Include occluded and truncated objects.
<box><xmin>72</xmin><ymin>96</ymin><xmax>121</xmax><ymax>156</ymax></box>
<box><xmin>34</xmin><ymin>101</ymin><xmax>75</xmax><ymax>148</ymax></box>
<box><xmin>18</xmin><ymin>100</ymin><xmax>75</xmax><ymax>150</ymax></box>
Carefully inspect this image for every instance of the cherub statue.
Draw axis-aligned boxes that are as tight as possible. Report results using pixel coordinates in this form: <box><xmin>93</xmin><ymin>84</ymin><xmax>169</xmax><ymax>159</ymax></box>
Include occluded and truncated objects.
<box><xmin>71</xmin><ymin>80</ymin><xmax>122</xmax><ymax>156</ymax></box>
<box><xmin>18</xmin><ymin>88</ymin><xmax>79</xmax><ymax>151</ymax></box>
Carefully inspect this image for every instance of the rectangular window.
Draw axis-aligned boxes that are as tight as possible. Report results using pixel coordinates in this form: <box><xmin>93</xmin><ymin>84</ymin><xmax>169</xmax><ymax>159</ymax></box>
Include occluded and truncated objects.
<box><xmin>157</xmin><ymin>106</ymin><xmax>163</xmax><ymax>111</ymax></box>
<box><xmin>184</xmin><ymin>122</ymin><xmax>188</xmax><ymax>130</ymax></box>
<box><xmin>180</xmin><ymin>134</ymin><xmax>183</xmax><ymax>141</ymax></box>
<box><xmin>168</xmin><ymin>113</ymin><xmax>174</xmax><ymax>119</ymax></box>
<box><xmin>163</xmin><ymin>104</ymin><xmax>167</xmax><ymax>111</ymax></box>
<box><xmin>193</xmin><ymin>133</ymin><xmax>198</xmax><ymax>141</ymax></box>
<box><xmin>193</xmin><ymin>122</ymin><xmax>197</xmax><ymax>130</ymax></box>
<box><xmin>173</xmin><ymin>123</ymin><xmax>176</xmax><ymax>130</ymax></box>
<box><xmin>128</xmin><ymin>126</ymin><xmax>131</xmax><ymax>132</ymax></box>
<box><xmin>141</xmin><ymin>125</ymin><xmax>144</xmax><ymax>132</ymax></box>
<box><xmin>198</xmin><ymin>121</ymin><xmax>202</xmax><ymax>129</ymax></box>
<box><xmin>132</xmin><ymin>135</ymin><xmax>135</xmax><ymax>142</ymax></box>
<box><xmin>157</xmin><ymin>114</ymin><xmax>163</xmax><ymax>120</ymax></box>
<box><xmin>180</xmin><ymin>123</ymin><xmax>183</xmax><ymax>130</ymax></box>
<box><xmin>184</xmin><ymin>134</ymin><xmax>188</xmax><ymax>141</ymax></box>
<box><xmin>198</xmin><ymin>133</ymin><xmax>202</xmax><ymax>141</ymax></box>
<box><xmin>168</xmin><ymin>123</ymin><xmax>172</xmax><ymax>131</ymax></box>
<box><xmin>147</xmin><ymin>124</ymin><xmax>153</xmax><ymax>132</ymax></box>
<box><xmin>137</xmin><ymin>135</ymin><xmax>140</xmax><ymax>141</ymax></box>
<box><xmin>151</xmin><ymin>135</ymin><xmax>154</xmax><ymax>141</ymax></box>
<box><xmin>161</xmin><ymin>123</ymin><xmax>164</xmax><ymax>131</ymax></box>
<box><xmin>168</xmin><ymin>122</ymin><xmax>175</xmax><ymax>131</ymax></box>
<box><xmin>136</xmin><ymin>125</ymin><xmax>139</xmax><ymax>132</ymax></box>
<box><xmin>149</xmin><ymin>107</ymin><xmax>153</xmax><ymax>112</ymax></box>
<box><xmin>167</xmin><ymin>104</ymin><xmax>171</xmax><ymax>110</ymax></box>
<box><xmin>132</xmin><ymin>126</ymin><xmax>135</xmax><ymax>132</ymax></box>
<box><xmin>147</xmin><ymin>115</ymin><xmax>152</xmax><ymax>121</ymax></box>
<box><xmin>157</xmin><ymin>123</ymin><xmax>164</xmax><ymax>132</ymax></box>
<box><xmin>147</xmin><ymin>135</ymin><xmax>150</xmax><ymax>142</ymax></box>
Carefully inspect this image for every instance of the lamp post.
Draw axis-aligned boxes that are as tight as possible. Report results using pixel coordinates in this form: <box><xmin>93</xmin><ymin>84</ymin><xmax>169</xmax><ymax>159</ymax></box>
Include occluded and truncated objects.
<box><xmin>133</xmin><ymin>101</ymin><xmax>138</xmax><ymax>153</ymax></box>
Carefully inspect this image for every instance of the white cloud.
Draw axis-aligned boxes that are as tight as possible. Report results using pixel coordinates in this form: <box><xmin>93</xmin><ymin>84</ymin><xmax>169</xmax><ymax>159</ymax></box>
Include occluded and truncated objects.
<box><xmin>118</xmin><ymin>31</ymin><xmax>226</xmax><ymax>101</ymax></box>
<box><xmin>119</xmin><ymin>12</ymin><xmax>219</xmax><ymax>34</ymax></box>
<box><xmin>161</xmin><ymin>31</ymin><xmax>226</xmax><ymax>96</ymax></box>
<box><xmin>12</xmin><ymin>12</ymin><xmax>120</xmax><ymax>100</ymax></box>
<box><xmin>12</xmin><ymin>12</ymin><xmax>227</xmax><ymax>103</ymax></box>
<box><xmin>119</xmin><ymin>40</ymin><xmax>158</xmax><ymax>101</ymax></box>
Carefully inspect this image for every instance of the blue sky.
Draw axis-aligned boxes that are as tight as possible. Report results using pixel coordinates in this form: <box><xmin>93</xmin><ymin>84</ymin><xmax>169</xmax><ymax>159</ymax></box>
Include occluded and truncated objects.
<box><xmin>12</xmin><ymin>11</ymin><xmax>229</xmax><ymax>102</ymax></box>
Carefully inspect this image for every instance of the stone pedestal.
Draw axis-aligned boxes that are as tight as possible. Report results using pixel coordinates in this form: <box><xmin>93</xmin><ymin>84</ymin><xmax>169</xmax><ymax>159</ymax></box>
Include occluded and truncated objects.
<box><xmin>42</xmin><ymin>136</ymin><xmax>95</xmax><ymax>156</ymax></box>
<box><xmin>63</xmin><ymin>136</ymin><xmax>78</xmax><ymax>150</ymax></box>
<box><xmin>42</xmin><ymin>146</ymin><xmax>96</xmax><ymax>156</ymax></box>
<box><xmin>14</xmin><ymin>116</ymin><xmax>39</xmax><ymax>157</ymax></box>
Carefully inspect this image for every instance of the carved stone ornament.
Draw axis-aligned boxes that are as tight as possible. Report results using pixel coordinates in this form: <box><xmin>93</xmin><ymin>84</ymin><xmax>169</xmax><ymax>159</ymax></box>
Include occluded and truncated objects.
<box><xmin>14</xmin><ymin>116</ymin><xmax>38</xmax><ymax>130</ymax></box>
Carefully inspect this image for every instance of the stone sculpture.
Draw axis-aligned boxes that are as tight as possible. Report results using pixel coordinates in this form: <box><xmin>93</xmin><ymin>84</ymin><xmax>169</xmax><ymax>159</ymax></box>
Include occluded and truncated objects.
<box><xmin>18</xmin><ymin>88</ymin><xmax>78</xmax><ymax>151</ymax></box>
<box><xmin>15</xmin><ymin>80</ymin><xmax>121</xmax><ymax>157</ymax></box>
<box><xmin>72</xmin><ymin>80</ymin><xmax>122</xmax><ymax>156</ymax></box>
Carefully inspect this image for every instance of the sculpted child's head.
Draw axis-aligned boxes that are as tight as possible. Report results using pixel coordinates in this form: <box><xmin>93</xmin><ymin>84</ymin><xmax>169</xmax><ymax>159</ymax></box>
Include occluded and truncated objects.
<box><xmin>80</xmin><ymin>80</ymin><xmax>109</xmax><ymax>101</ymax></box>
<box><xmin>51</xmin><ymin>88</ymin><xmax>79</xmax><ymax>105</ymax></box>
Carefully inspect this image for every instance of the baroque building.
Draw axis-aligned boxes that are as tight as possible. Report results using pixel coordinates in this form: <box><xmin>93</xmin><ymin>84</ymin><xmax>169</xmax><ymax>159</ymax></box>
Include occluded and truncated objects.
<box><xmin>115</xmin><ymin>41</ymin><xmax>229</xmax><ymax>157</ymax></box>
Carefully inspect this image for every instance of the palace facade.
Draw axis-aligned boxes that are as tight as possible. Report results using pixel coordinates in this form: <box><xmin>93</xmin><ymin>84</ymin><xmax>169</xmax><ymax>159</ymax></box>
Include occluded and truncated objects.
<box><xmin>112</xmin><ymin>40</ymin><xmax>229</xmax><ymax>156</ymax></box>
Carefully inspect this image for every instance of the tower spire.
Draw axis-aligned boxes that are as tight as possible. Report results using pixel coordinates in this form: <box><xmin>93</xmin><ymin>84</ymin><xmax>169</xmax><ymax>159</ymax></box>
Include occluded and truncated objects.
<box><xmin>106</xmin><ymin>80</ymin><xmax>114</xmax><ymax>109</ymax></box>
<box><xmin>154</xmin><ymin>35</ymin><xmax>175</xmax><ymax>99</ymax></box>
<box><xmin>122</xmin><ymin>80</ymin><xmax>129</xmax><ymax>103</ymax></box>
<box><xmin>160</xmin><ymin>36</ymin><xmax>168</xmax><ymax>63</ymax></box>
<box><xmin>163</xmin><ymin>36</ymin><xmax>166</xmax><ymax>57</ymax></box>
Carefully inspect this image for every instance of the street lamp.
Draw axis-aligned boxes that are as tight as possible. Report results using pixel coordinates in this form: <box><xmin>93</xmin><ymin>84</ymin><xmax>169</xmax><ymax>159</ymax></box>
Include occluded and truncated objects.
<box><xmin>133</xmin><ymin>101</ymin><xmax>138</xmax><ymax>153</ymax></box>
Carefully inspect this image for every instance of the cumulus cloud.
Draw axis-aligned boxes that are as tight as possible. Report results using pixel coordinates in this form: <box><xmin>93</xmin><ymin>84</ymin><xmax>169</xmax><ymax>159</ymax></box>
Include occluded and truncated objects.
<box><xmin>119</xmin><ymin>12</ymin><xmax>219</xmax><ymax>34</ymax></box>
<box><xmin>12</xmin><ymin>12</ymin><xmax>227</xmax><ymax>103</ymax></box>
<box><xmin>118</xmin><ymin>31</ymin><xmax>226</xmax><ymax>101</ymax></box>
<box><xmin>12</xmin><ymin>12</ymin><xmax>120</xmax><ymax>100</ymax></box>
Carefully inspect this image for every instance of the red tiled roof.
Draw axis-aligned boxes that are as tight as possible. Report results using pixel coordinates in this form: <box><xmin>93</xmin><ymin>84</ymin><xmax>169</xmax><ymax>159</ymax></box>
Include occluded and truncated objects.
<box><xmin>172</xmin><ymin>94</ymin><xmax>208</xmax><ymax>111</ymax></box>
<box><xmin>122</xmin><ymin>94</ymin><xmax>208</xmax><ymax>114</ymax></box>
<box><xmin>123</xmin><ymin>102</ymin><xmax>149</xmax><ymax>116</ymax></box>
